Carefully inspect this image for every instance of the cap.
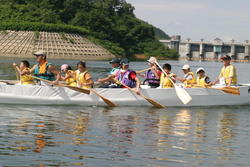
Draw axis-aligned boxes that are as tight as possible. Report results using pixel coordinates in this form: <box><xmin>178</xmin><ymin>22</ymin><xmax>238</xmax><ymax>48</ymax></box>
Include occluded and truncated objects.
<box><xmin>196</xmin><ymin>67</ymin><xmax>205</xmax><ymax>73</ymax></box>
<box><xmin>61</xmin><ymin>64</ymin><xmax>69</xmax><ymax>71</ymax></box>
<box><xmin>120</xmin><ymin>58</ymin><xmax>129</xmax><ymax>65</ymax></box>
<box><xmin>147</xmin><ymin>57</ymin><xmax>157</xmax><ymax>64</ymax></box>
<box><xmin>182</xmin><ymin>64</ymin><xmax>190</xmax><ymax>70</ymax></box>
<box><xmin>33</xmin><ymin>50</ymin><xmax>46</xmax><ymax>56</ymax></box>
<box><xmin>109</xmin><ymin>58</ymin><xmax>120</xmax><ymax>64</ymax></box>
<box><xmin>220</xmin><ymin>55</ymin><xmax>231</xmax><ymax>60</ymax></box>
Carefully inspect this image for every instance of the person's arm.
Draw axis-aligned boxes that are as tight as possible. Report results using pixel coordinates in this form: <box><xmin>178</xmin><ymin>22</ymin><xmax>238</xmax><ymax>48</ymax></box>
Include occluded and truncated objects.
<box><xmin>98</xmin><ymin>75</ymin><xmax>115</xmax><ymax>83</ymax></box>
<box><xmin>83</xmin><ymin>73</ymin><xmax>94</xmax><ymax>88</ymax></box>
<box><xmin>227</xmin><ymin>66</ymin><xmax>235</xmax><ymax>87</ymax></box>
<box><xmin>134</xmin><ymin>76</ymin><xmax>141</xmax><ymax>94</ymax></box>
<box><xmin>12</xmin><ymin>63</ymin><xmax>21</xmax><ymax>74</ymax></box>
<box><xmin>48</xmin><ymin>65</ymin><xmax>61</xmax><ymax>84</ymax></box>
<box><xmin>30</xmin><ymin>64</ymin><xmax>37</xmax><ymax>73</ymax></box>
<box><xmin>21</xmin><ymin>68</ymin><xmax>31</xmax><ymax>75</ymax></box>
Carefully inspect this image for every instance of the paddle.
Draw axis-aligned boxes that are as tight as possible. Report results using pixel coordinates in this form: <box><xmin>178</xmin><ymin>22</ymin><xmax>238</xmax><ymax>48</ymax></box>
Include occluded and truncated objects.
<box><xmin>194</xmin><ymin>85</ymin><xmax>240</xmax><ymax>95</ymax></box>
<box><xmin>31</xmin><ymin>76</ymin><xmax>117</xmax><ymax>107</ymax></box>
<box><xmin>136</xmin><ymin>68</ymin><xmax>151</xmax><ymax>74</ymax></box>
<box><xmin>114</xmin><ymin>79</ymin><xmax>165</xmax><ymax>108</ymax></box>
<box><xmin>30</xmin><ymin>76</ymin><xmax>90</xmax><ymax>94</ymax></box>
<box><xmin>154</xmin><ymin>61</ymin><xmax>192</xmax><ymax>105</ymax></box>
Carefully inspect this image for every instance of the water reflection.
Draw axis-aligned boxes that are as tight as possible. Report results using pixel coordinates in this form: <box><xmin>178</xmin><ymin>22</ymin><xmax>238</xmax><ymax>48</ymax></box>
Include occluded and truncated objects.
<box><xmin>0</xmin><ymin>106</ymin><xmax>248</xmax><ymax>167</ymax></box>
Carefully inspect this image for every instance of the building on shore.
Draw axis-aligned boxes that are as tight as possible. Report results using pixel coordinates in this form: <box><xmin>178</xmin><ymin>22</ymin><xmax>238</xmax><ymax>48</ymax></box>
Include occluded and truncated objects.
<box><xmin>160</xmin><ymin>35</ymin><xmax>250</xmax><ymax>61</ymax></box>
<box><xmin>0</xmin><ymin>31</ymin><xmax>115</xmax><ymax>60</ymax></box>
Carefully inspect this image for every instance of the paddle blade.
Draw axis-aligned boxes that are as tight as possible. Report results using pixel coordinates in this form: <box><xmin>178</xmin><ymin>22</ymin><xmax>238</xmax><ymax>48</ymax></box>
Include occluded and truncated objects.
<box><xmin>174</xmin><ymin>85</ymin><xmax>192</xmax><ymax>104</ymax></box>
<box><xmin>144</xmin><ymin>96</ymin><xmax>165</xmax><ymax>108</ymax></box>
<box><xmin>100</xmin><ymin>96</ymin><xmax>117</xmax><ymax>107</ymax></box>
<box><xmin>65</xmin><ymin>85</ymin><xmax>90</xmax><ymax>94</ymax></box>
<box><xmin>220</xmin><ymin>87</ymin><xmax>240</xmax><ymax>95</ymax></box>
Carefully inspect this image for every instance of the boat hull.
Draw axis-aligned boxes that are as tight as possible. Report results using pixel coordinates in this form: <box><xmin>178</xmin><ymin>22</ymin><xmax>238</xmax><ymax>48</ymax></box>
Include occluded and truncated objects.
<box><xmin>0</xmin><ymin>84</ymin><xmax>250</xmax><ymax>107</ymax></box>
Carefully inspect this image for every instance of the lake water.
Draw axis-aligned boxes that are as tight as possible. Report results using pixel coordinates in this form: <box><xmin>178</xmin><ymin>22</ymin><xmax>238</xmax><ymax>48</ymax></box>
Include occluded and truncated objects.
<box><xmin>1</xmin><ymin>58</ymin><xmax>250</xmax><ymax>167</ymax></box>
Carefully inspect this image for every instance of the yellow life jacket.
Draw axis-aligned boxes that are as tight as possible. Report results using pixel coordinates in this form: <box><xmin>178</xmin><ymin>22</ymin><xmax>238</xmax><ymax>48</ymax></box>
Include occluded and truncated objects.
<box><xmin>160</xmin><ymin>73</ymin><xmax>174</xmax><ymax>88</ymax></box>
<box><xmin>220</xmin><ymin>64</ymin><xmax>237</xmax><ymax>85</ymax></box>
<box><xmin>184</xmin><ymin>72</ymin><xmax>196</xmax><ymax>86</ymax></box>
<box><xmin>76</xmin><ymin>70</ymin><xmax>91</xmax><ymax>89</ymax></box>
<box><xmin>65</xmin><ymin>70</ymin><xmax>77</xmax><ymax>86</ymax></box>
<box><xmin>21</xmin><ymin>68</ymin><xmax>34</xmax><ymax>85</ymax></box>
<box><xmin>196</xmin><ymin>76</ymin><xmax>208</xmax><ymax>88</ymax></box>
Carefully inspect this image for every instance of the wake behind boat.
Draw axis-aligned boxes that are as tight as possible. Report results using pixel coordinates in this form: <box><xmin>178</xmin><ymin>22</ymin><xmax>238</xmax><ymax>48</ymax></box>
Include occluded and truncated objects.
<box><xmin>0</xmin><ymin>83</ymin><xmax>249</xmax><ymax>107</ymax></box>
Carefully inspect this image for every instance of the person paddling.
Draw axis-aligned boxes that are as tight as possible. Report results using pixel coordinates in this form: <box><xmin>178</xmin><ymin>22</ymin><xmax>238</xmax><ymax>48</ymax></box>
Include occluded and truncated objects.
<box><xmin>76</xmin><ymin>61</ymin><xmax>94</xmax><ymax>88</ymax></box>
<box><xmin>195</xmin><ymin>67</ymin><xmax>211</xmax><ymax>87</ymax></box>
<box><xmin>159</xmin><ymin>63</ymin><xmax>176</xmax><ymax>88</ymax></box>
<box><xmin>13</xmin><ymin>60</ymin><xmax>34</xmax><ymax>85</ymax></box>
<box><xmin>115</xmin><ymin>58</ymin><xmax>141</xmax><ymax>94</ymax></box>
<box><xmin>30</xmin><ymin>51</ymin><xmax>60</xmax><ymax>85</ymax></box>
<box><xmin>60</xmin><ymin>64</ymin><xmax>77</xmax><ymax>86</ymax></box>
<box><xmin>212</xmin><ymin>55</ymin><xmax>237</xmax><ymax>87</ymax></box>
<box><xmin>97</xmin><ymin>58</ymin><xmax>120</xmax><ymax>88</ymax></box>
<box><xmin>139</xmin><ymin>57</ymin><xmax>161</xmax><ymax>88</ymax></box>
<box><xmin>176</xmin><ymin>64</ymin><xmax>196</xmax><ymax>87</ymax></box>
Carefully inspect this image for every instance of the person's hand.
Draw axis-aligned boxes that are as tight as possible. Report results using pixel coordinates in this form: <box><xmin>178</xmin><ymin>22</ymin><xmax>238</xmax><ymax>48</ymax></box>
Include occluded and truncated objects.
<box><xmin>52</xmin><ymin>80</ymin><xmax>59</xmax><ymax>85</ymax></box>
<box><xmin>12</xmin><ymin>63</ymin><xmax>17</xmax><ymax>67</ymax></box>
<box><xmin>97</xmin><ymin>79</ymin><xmax>103</xmax><ymax>83</ymax></box>
<box><xmin>134</xmin><ymin>88</ymin><xmax>140</xmax><ymax>95</ymax></box>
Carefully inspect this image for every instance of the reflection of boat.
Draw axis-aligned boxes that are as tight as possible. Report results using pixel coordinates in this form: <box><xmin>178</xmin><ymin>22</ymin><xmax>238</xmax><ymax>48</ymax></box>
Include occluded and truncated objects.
<box><xmin>0</xmin><ymin>83</ymin><xmax>250</xmax><ymax>107</ymax></box>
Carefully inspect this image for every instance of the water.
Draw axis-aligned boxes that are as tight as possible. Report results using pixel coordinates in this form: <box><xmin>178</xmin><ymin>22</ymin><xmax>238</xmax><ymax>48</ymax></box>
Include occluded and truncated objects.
<box><xmin>1</xmin><ymin>58</ymin><xmax>250</xmax><ymax>167</ymax></box>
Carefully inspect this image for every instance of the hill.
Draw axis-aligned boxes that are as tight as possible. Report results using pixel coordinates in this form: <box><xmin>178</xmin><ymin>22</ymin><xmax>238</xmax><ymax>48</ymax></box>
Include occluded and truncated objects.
<box><xmin>0</xmin><ymin>0</ymin><xmax>178</xmax><ymax>59</ymax></box>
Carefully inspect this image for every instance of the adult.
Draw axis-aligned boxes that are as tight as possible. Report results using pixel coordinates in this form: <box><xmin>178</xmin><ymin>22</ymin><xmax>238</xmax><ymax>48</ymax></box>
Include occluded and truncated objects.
<box><xmin>30</xmin><ymin>51</ymin><xmax>60</xmax><ymax>84</ymax></box>
<box><xmin>115</xmin><ymin>58</ymin><xmax>140</xmax><ymax>94</ymax></box>
<box><xmin>195</xmin><ymin>67</ymin><xmax>211</xmax><ymax>87</ymax></box>
<box><xmin>75</xmin><ymin>61</ymin><xmax>94</xmax><ymax>89</ymax></box>
<box><xmin>97</xmin><ymin>58</ymin><xmax>120</xmax><ymax>88</ymax></box>
<box><xmin>213</xmin><ymin>55</ymin><xmax>237</xmax><ymax>86</ymax></box>
<box><xmin>139</xmin><ymin>57</ymin><xmax>161</xmax><ymax>88</ymax></box>
<box><xmin>176</xmin><ymin>64</ymin><xmax>196</xmax><ymax>87</ymax></box>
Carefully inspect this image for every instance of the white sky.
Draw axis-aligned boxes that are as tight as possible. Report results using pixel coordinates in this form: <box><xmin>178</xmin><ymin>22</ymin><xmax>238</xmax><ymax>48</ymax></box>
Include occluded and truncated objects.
<box><xmin>126</xmin><ymin>0</ymin><xmax>250</xmax><ymax>42</ymax></box>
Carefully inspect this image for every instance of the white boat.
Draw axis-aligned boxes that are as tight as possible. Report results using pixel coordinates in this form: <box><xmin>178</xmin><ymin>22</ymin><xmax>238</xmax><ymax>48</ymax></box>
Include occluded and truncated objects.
<box><xmin>0</xmin><ymin>82</ymin><xmax>249</xmax><ymax>107</ymax></box>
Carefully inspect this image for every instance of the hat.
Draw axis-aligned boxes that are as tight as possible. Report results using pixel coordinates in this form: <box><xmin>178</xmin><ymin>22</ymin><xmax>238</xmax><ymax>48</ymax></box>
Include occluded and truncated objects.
<box><xmin>33</xmin><ymin>50</ymin><xmax>46</xmax><ymax>56</ymax></box>
<box><xmin>147</xmin><ymin>57</ymin><xmax>157</xmax><ymax>64</ymax></box>
<box><xmin>109</xmin><ymin>58</ymin><xmax>120</xmax><ymax>64</ymax></box>
<box><xmin>220</xmin><ymin>55</ymin><xmax>231</xmax><ymax>60</ymax></box>
<box><xmin>182</xmin><ymin>64</ymin><xmax>190</xmax><ymax>70</ymax></box>
<box><xmin>61</xmin><ymin>64</ymin><xmax>69</xmax><ymax>71</ymax></box>
<box><xmin>196</xmin><ymin>67</ymin><xmax>205</xmax><ymax>73</ymax></box>
<box><xmin>120</xmin><ymin>58</ymin><xmax>129</xmax><ymax>65</ymax></box>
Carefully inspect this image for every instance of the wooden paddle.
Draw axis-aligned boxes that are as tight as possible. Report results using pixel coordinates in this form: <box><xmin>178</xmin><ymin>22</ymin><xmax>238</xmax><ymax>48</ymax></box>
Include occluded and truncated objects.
<box><xmin>31</xmin><ymin>76</ymin><xmax>117</xmax><ymax>107</ymax></box>
<box><xmin>30</xmin><ymin>76</ymin><xmax>90</xmax><ymax>94</ymax></box>
<box><xmin>115</xmin><ymin>79</ymin><xmax>165</xmax><ymax>108</ymax></box>
<box><xmin>193</xmin><ymin>85</ymin><xmax>240</xmax><ymax>95</ymax></box>
<box><xmin>154</xmin><ymin>61</ymin><xmax>192</xmax><ymax>105</ymax></box>
<box><xmin>136</xmin><ymin>68</ymin><xmax>151</xmax><ymax>74</ymax></box>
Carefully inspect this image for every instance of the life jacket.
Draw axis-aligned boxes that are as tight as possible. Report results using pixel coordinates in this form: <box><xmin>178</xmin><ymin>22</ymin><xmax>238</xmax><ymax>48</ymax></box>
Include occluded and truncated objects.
<box><xmin>34</xmin><ymin>62</ymin><xmax>55</xmax><ymax>81</ymax></box>
<box><xmin>146</xmin><ymin>69</ymin><xmax>160</xmax><ymax>85</ymax></box>
<box><xmin>65</xmin><ymin>70</ymin><xmax>77</xmax><ymax>86</ymax></box>
<box><xmin>110</xmin><ymin>67</ymin><xmax>120</xmax><ymax>75</ymax></box>
<box><xmin>184</xmin><ymin>72</ymin><xmax>196</xmax><ymax>86</ymax></box>
<box><xmin>76</xmin><ymin>70</ymin><xmax>91</xmax><ymax>89</ymax></box>
<box><xmin>220</xmin><ymin>64</ymin><xmax>237</xmax><ymax>85</ymax></box>
<box><xmin>20</xmin><ymin>68</ymin><xmax>35</xmax><ymax>85</ymax></box>
<box><xmin>160</xmin><ymin>73</ymin><xmax>174</xmax><ymax>88</ymax></box>
<box><xmin>116</xmin><ymin>69</ymin><xmax>136</xmax><ymax>88</ymax></box>
<box><xmin>196</xmin><ymin>76</ymin><xmax>208</xmax><ymax>88</ymax></box>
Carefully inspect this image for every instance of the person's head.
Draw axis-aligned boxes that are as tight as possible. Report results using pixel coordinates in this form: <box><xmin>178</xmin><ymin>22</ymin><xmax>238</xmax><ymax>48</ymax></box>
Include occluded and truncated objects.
<box><xmin>120</xmin><ymin>58</ymin><xmax>129</xmax><ymax>70</ymax></box>
<box><xmin>182</xmin><ymin>64</ymin><xmax>190</xmax><ymax>74</ymax></box>
<box><xmin>34</xmin><ymin>50</ymin><xmax>47</xmax><ymax>63</ymax></box>
<box><xmin>77</xmin><ymin>61</ymin><xmax>86</xmax><ymax>72</ymax></box>
<box><xmin>163</xmin><ymin>63</ymin><xmax>171</xmax><ymax>74</ymax></box>
<box><xmin>196</xmin><ymin>67</ymin><xmax>205</xmax><ymax>78</ymax></box>
<box><xmin>220</xmin><ymin>55</ymin><xmax>231</xmax><ymax>66</ymax></box>
<box><xmin>61</xmin><ymin>64</ymin><xmax>72</xmax><ymax>73</ymax></box>
<box><xmin>147</xmin><ymin>57</ymin><xmax>157</xmax><ymax>67</ymax></box>
<box><xmin>109</xmin><ymin>58</ymin><xmax>120</xmax><ymax>68</ymax></box>
<box><xmin>20</xmin><ymin>60</ymin><xmax>30</xmax><ymax>70</ymax></box>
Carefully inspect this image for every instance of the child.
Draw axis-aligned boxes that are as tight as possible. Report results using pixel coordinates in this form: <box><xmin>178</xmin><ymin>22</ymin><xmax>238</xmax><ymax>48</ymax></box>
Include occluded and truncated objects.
<box><xmin>60</xmin><ymin>64</ymin><xmax>77</xmax><ymax>86</ymax></box>
<box><xmin>196</xmin><ymin>67</ymin><xmax>211</xmax><ymax>87</ymax></box>
<box><xmin>160</xmin><ymin>63</ymin><xmax>176</xmax><ymax>88</ymax></box>
<box><xmin>75</xmin><ymin>61</ymin><xmax>94</xmax><ymax>88</ymax></box>
<box><xmin>13</xmin><ymin>60</ymin><xmax>34</xmax><ymax>85</ymax></box>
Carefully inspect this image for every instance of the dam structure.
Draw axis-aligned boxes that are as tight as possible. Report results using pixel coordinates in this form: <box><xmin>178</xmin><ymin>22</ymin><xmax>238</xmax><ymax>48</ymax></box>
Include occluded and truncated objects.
<box><xmin>160</xmin><ymin>35</ymin><xmax>250</xmax><ymax>61</ymax></box>
<box><xmin>0</xmin><ymin>31</ymin><xmax>115</xmax><ymax>60</ymax></box>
